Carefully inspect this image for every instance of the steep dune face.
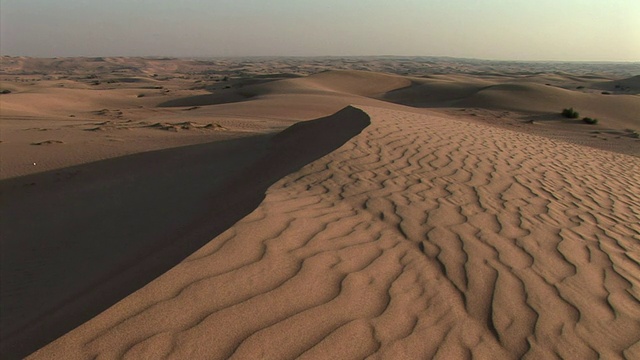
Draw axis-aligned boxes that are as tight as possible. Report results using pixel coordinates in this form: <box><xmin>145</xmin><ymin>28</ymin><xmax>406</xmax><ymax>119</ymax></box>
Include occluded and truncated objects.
<box><xmin>0</xmin><ymin>107</ymin><xmax>370</xmax><ymax>359</ymax></box>
<box><xmin>29</xmin><ymin>106</ymin><xmax>640</xmax><ymax>359</ymax></box>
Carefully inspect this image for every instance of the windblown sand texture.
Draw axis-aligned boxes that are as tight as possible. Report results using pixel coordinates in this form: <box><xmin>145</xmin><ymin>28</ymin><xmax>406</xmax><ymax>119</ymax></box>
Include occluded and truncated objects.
<box><xmin>26</xmin><ymin>105</ymin><xmax>640</xmax><ymax>359</ymax></box>
<box><xmin>1</xmin><ymin>58</ymin><xmax>639</xmax><ymax>359</ymax></box>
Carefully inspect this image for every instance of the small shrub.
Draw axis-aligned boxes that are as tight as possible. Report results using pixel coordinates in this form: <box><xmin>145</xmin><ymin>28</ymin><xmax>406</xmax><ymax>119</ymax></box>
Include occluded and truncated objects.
<box><xmin>576</xmin><ymin>86</ymin><xmax>585</xmax><ymax>89</ymax></box>
<box><xmin>0</xmin><ymin>89</ymin><xmax>11</xmax><ymax>94</ymax></box>
<box><xmin>137</xmin><ymin>93</ymin><xmax>145</xmax><ymax>98</ymax></box>
<box><xmin>601</xmin><ymin>91</ymin><xmax>611</xmax><ymax>95</ymax></box>
<box><xmin>561</xmin><ymin>108</ymin><xmax>580</xmax><ymax>119</ymax></box>
<box><xmin>583</xmin><ymin>117</ymin><xmax>598</xmax><ymax>125</ymax></box>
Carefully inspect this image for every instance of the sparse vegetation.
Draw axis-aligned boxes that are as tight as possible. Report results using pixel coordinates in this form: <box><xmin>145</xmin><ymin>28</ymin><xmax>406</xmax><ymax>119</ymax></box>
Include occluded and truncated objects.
<box><xmin>601</xmin><ymin>91</ymin><xmax>611</xmax><ymax>95</ymax></box>
<box><xmin>0</xmin><ymin>89</ymin><xmax>11</xmax><ymax>94</ymax></box>
<box><xmin>31</xmin><ymin>140</ymin><xmax>64</xmax><ymax>145</ymax></box>
<box><xmin>137</xmin><ymin>94</ymin><xmax>145</xmax><ymax>98</ymax></box>
<box><xmin>561</xmin><ymin>108</ymin><xmax>580</xmax><ymax>119</ymax></box>
<box><xmin>562</xmin><ymin>108</ymin><xmax>601</xmax><ymax>125</ymax></box>
<box><xmin>628</xmin><ymin>130</ymin><xmax>640</xmax><ymax>139</ymax></box>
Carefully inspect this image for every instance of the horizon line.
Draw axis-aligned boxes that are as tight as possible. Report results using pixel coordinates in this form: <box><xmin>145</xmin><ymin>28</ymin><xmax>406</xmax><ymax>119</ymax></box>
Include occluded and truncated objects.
<box><xmin>1</xmin><ymin>54</ymin><xmax>639</xmax><ymax>64</ymax></box>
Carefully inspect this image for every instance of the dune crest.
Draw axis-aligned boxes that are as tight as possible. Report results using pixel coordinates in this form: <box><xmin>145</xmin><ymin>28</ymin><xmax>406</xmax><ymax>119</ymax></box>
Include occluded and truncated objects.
<box><xmin>28</xmin><ymin>105</ymin><xmax>640</xmax><ymax>359</ymax></box>
<box><xmin>0</xmin><ymin>107</ymin><xmax>370</xmax><ymax>358</ymax></box>
<box><xmin>3</xmin><ymin>61</ymin><xmax>639</xmax><ymax>182</ymax></box>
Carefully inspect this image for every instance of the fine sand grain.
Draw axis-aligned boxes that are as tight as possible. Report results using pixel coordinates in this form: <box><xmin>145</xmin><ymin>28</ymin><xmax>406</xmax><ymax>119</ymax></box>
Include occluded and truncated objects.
<box><xmin>26</xmin><ymin>105</ymin><xmax>640</xmax><ymax>359</ymax></box>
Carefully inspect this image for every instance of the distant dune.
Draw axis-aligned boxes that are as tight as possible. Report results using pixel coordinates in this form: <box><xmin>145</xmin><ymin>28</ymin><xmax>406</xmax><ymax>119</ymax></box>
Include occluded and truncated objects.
<box><xmin>154</xmin><ymin>69</ymin><xmax>640</xmax><ymax>132</ymax></box>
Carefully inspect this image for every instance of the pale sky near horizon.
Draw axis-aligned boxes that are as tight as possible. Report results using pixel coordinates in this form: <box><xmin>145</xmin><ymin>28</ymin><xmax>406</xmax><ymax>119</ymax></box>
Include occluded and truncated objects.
<box><xmin>1</xmin><ymin>0</ymin><xmax>638</xmax><ymax>61</ymax></box>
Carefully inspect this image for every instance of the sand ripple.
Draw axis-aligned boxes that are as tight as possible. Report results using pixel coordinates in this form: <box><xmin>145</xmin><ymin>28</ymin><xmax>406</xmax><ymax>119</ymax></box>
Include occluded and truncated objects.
<box><xmin>30</xmin><ymin>106</ymin><xmax>640</xmax><ymax>359</ymax></box>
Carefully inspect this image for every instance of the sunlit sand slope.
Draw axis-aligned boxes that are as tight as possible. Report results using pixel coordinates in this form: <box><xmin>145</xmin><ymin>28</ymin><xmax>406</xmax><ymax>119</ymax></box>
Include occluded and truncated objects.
<box><xmin>29</xmin><ymin>105</ymin><xmax>640</xmax><ymax>359</ymax></box>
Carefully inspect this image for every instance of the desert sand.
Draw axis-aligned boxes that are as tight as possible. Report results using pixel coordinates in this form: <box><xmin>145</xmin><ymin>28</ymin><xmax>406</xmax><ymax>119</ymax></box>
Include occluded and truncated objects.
<box><xmin>1</xmin><ymin>57</ymin><xmax>639</xmax><ymax>359</ymax></box>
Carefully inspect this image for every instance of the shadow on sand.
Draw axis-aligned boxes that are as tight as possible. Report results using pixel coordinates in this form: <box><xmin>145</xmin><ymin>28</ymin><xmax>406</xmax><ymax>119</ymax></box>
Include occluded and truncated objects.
<box><xmin>0</xmin><ymin>106</ymin><xmax>370</xmax><ymax>359</ymax></box>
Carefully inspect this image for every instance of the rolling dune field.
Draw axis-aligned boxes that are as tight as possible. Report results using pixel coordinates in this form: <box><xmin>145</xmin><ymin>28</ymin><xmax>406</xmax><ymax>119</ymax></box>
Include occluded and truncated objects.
<box><xmin>1</xmin><ymin>57</ymin><xmax>639</xmax><ymax>359</ymax></box>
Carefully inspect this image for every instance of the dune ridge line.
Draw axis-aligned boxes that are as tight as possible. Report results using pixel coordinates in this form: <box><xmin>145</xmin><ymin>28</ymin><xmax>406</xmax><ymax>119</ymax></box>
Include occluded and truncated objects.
<box><xmin>0</xmin><ymin>106</ymin><xmax>370</xmax><ymax>359</ymax></box>
<box><xmin>25</xmin><ymin>105</ymin><xmax>640</xmax><ymax>359</ymax></box>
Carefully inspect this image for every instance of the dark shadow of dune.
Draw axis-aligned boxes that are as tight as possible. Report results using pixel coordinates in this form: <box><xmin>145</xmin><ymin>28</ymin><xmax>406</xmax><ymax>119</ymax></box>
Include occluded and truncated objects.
<box><xmin>382</xmin><ymin>81</ymin><xmax>487</xmax><ymax>108</ymax></box>
<box><xmin>158</xmin><ymin>75</ymin><xmax>297</xmax><ymax>108</ymax></box>
<box><xmin>591</xmin><ymin>75</ymin><xmax>640</xmax><ymax>95</ymax></box>
<box><xmin>0</xmin><ymin>106</ymin><xmax>370</xmax><ymax>359</ymax></box>
<box><xmin>157</xmin><ymin>91</ymin><xmax>258</xmax><ymax>107</ymax></box>
<box><xmin>519</xmin><ymin>113</ymin><xmax>579</xmax><ymax>124</ymax></box>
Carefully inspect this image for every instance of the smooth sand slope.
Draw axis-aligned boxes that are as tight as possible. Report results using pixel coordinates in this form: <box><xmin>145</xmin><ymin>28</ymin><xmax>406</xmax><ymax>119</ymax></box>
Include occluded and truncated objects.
<box><xmin>28</xmin><ymin>105</ymin><xmax>640</xmax><ymax>359</ymax></box>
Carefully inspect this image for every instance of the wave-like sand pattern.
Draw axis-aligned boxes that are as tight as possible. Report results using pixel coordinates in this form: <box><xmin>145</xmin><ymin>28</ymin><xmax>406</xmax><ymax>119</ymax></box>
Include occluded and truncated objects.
<box><xmin>0</xmin><ymin>106</ymin><xmax>369</xmax><ymax>358</ymax></box>
<box><xmin>29</xmin><ymin>106</ymin><xmax>640</xmax><ymax>359</ymax></box>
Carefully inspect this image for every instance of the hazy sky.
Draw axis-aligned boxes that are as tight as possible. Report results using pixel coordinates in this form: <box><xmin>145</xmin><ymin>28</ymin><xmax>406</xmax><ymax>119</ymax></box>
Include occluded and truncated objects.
<box><xmin>1</xmin><ymin>0</ymin><xmax>639</xmax><ymax>61</ymax></box>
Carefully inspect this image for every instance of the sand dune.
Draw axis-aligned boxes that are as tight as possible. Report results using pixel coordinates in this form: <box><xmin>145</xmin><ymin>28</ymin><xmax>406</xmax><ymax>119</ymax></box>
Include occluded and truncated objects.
<box><xmin>383</xmin><ymin>75</ymin><xmax>640</xmax><ymax>129</ymax></box>
<box><xmin>592</xmin><ymin>75</ymin><xmax>640</xmax><ymax>94</ymax></box>
<box><xmin>0</xmin><ymin>107</ymin><xmax>369</xmax><ymax>358</ymax></box>
<box><xmin>25</xmin><ymin>105</ymin><xmax>640</xmax><ymax>359</ymax></box>
<box><xmin>297</xmin><ymin>70</ymin><xmax>411</xmax><ymax>97</ymax></box>
<box><xmin>457</xmin><ymin>83</ymin><xmax>640</xmax><ymax>127</ymax></box>
<box><xmin>2</xmin><ymin>58</ymin><xmax>639</xmax><ymax>359</ymax></box>
<box><xmin>2</xmin><ymin>62</ymin><xmax>638</xmax><ymax>181</ymax></box>
<box><xmin>157</xmin><ymin>69</ymin><xmax>640</xmax><ymax>131</ymax></box>
<box><xmin>3</xmin><ymin>56</ymin><xmax>639</xmax><ymax>78</ymax></box>
<box><xmin>156</xmin><ymin>70</ymin><xmax>409</xmax><ymax>109</ymax></box>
